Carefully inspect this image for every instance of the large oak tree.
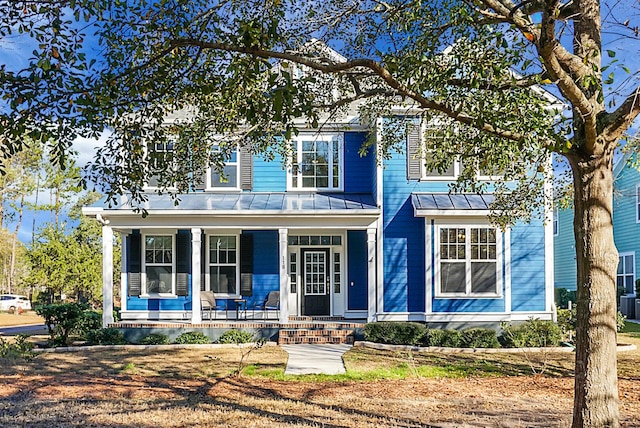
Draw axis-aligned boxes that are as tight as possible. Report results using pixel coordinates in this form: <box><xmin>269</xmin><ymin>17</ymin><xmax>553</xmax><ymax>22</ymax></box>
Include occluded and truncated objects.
<box><xmin>2</xmin><ymin>0</ymin><xmax>639</xmax><ymax>426</ymax></box>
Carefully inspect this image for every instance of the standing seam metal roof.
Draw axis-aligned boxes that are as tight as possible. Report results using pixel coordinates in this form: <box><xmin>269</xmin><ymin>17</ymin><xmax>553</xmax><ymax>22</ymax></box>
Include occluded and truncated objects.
<box><xmin>110</xmin><ymin>192</ymin><xmax>378</xmax><ymax>212</ymax></box>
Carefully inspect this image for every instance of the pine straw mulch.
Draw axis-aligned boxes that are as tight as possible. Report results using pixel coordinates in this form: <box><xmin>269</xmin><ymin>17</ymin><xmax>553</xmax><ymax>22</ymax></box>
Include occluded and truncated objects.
<box><xmin>0</xmin><ymin>342</ymin><xmax>639</xmax><ymax>427</ymax></box>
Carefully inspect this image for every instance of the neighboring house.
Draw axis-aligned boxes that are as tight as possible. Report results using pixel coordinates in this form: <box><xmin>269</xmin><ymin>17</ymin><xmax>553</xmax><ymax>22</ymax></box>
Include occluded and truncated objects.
<box><xmin>84</xmin><ymin>50</ymin><xmax>555</xmax><ymax>330</ymax></box>
<box><xmin>553</xmin><ymin>206</ymin><xmax>577</xmax><ymax>291</ymax></box>
<box><xmin>554</xmin><ymin>153</ymin><xmax>640</xmax><ymax>312</ymax></box>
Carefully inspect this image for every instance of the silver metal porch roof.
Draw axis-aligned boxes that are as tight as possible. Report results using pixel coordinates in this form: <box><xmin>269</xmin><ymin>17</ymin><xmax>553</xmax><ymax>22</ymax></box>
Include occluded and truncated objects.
<box><xmin>411</xmin><ymin>193</ymin><xmax>495</xmax><ymax>216</ymax></box>
<box><xmin>98</xmin><ymin>192</ymin><xmax>378</xmax><ymax>215</ymax></box>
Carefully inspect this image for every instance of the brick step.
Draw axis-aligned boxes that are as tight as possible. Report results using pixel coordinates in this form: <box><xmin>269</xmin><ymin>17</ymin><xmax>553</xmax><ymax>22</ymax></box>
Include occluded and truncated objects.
<box><xmin>288</xmin><ymin>316</ymin><xmax>346</xmax><ymax>322</ymax></box>
<box><xmin>278</xmin><ymin>328</ymin><xmax>355</xmax><ymax>345</ymax></box>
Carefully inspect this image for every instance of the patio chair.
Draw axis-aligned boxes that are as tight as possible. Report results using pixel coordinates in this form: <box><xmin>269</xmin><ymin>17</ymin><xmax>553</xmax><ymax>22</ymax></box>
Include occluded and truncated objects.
<box><xmin>250</xmin><ymin>291</ymin><xmax>280</xmax><ymax>320</ymax></box>
<box><xmin>201</xmin><ymin>291</ymin><xmax>227</xmax><ymax>320</ymax></box>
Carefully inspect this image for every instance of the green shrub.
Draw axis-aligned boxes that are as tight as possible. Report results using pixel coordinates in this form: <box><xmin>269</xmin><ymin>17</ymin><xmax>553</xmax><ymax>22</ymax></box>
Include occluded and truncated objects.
<box><xmin>86</xmin><ymin>328</ymin><xmax>127</xmax><ymax>345</ymax></box>
<box><xmin>459</xmin><ymin>328</ymin><xmax>500</xmax><ymax>348</ymax></box>
<box><xmin>78</xmin><ymin>310</ymin><xmax>102</xmax><ymax>337</ymax></box>
<box><xmin>363</xmin><ymin>322</ymin><xmax>427</xmax><ymax>345</ymax></box>
<box><xmin>140</xmin><ymin>333</ymin><xmax>170</xmax><ymax>345</ymax></box>
<box><xmin>0</xmin><ymin>335</ymin><xmax>36</xmax><ymax>361</ymax></box>
<box><xmin>499</xmin><ymin>318</ymin><xmax>562</xmax><ymax>348</ymax></box>
<box><xmin>36</xmin><ymin>302</ymin><xmax>89</xmax><ymax>347</ymax></box>
<box><xmin>617</xmin><ymin>311</ymin><xmax>626</xmax><ymax>333</ymax></box>
<box><xmin>554</xmin><ymin>288</ymin><xmax>576</xmax><ymax>309</ymax></box>
<box><xmin>174</xmin><ymin>331</ymin><xmax>210</xmax><ymax>345</ymax></box>
<box><xmin>557</xmin><ymin>308</ymin><xmax>576</xmax><ymax>342</ymax></box>
<box><xmin>423</xmin><ymin>329</ymin><xmax>461</xmax><ymax>347</ymax></box>
<box><xmin>218</xmin><ymin>329</ymin><xmax>254</xmax><ymax>344</ymax></box>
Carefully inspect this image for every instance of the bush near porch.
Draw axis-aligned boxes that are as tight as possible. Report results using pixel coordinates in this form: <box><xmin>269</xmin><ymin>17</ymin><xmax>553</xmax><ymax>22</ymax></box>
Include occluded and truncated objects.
<box><xmin>363</xmin><ymin>320</ymin><xmax>562</xmax><ymax>349</ymax></box>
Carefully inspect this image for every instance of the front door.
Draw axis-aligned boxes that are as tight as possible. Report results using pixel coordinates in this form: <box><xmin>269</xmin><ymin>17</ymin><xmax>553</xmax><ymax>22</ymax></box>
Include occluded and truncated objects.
<box><xmin>301</xmin><ymin>248</ymin><xmax>330</xmax><ymax>316</ymax></box>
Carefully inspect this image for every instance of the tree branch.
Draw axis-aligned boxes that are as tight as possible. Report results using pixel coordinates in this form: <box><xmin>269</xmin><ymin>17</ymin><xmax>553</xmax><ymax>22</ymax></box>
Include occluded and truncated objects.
<box><xmin>602</xmin><ymin>85</ymin><xmax>640</xmax><ymax>140</ymax></box>
<box><xmin>169</xmin><ymin>38</ymin><xmax>528</xmax><ymax>143</ymax></box>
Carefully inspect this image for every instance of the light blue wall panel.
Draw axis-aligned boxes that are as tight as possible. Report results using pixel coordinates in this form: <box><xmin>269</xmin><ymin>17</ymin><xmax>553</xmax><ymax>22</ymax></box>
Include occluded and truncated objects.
<box><xmin>613</xmin><ymin>159</ymin><xmax>640</xmax><ymax>289</ymax></box>
<box><xmin>511</xmin><ymin>220</ymin><xmax>546</xmax><ymax>311</ymax></box>
<box><xmin>252</xmin><ymin>152</ymin><xmax>287</xmax><ymax>192</ymax></box>
<box><xmin>553</xmin><ymin>208</ymin><xmax>577</xmax><ymax>290</ymax></box>
<box><xmin>344</xmin><ymin>132</ymin><xmax>375</xmax><ymax>193</ymax></box>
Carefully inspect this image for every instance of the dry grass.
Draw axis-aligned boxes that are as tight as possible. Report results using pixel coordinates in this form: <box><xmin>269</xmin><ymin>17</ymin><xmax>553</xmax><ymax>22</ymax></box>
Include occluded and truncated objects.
<box><xmin>0</xmin><ymin>334</ymin><xmax>639</xmax><ymax>427</ymax></box>
<box><xmin>0</xmin><ymin>311</ymin><xmax>44</xmax><ymax>327</ymax></box>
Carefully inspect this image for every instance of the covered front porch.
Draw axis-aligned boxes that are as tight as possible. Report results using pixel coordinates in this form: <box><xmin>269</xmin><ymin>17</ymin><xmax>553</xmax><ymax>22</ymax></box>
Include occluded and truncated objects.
<box><xmin>87</xmin><ymin>193</ymin><xmax>380</xmax><ymax>327</ymax></box>
<box><xmin>109</xmin><ymin>317</ymin><xmax>366</xmax><ymax>345</ymax></box>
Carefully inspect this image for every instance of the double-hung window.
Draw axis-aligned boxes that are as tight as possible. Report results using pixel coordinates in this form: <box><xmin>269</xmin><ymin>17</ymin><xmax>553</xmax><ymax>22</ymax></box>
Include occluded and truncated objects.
<box><xmin>289</xmin><ymin>134</ymin><xmax>343</xmax><ymax>190</ymax></box>
<box><xmin>144</xmin><ymin>235</ymin><xmax>174</xmax><ymax>295</ymax></box>
<box><xmin>436</xmin><ymin>225</ymin><xmax>502</xmax><ymax>297</ymax></box>
<box><xmin>146</xmin><ymin>141</ymin><xmax>174</xmax><ymax>188</ymax></box>
<box><xmin>209</xmin><ymin>144</ymin><xmax>239</xmax><ymax>189</ymax></box>
<box><xmin>617</xmin><ymin>252</ymin><xmax>635</xmax><ymax>295</ymax></box>
<box><xmin>553</xmin><ymin>208</ymin><xmax>559</xmax><ymax>236</ymax></box>
<box><xmin>421</xmin><ymin>128</ymin><xmax>458</xmax><ymax>180</ymax></box>
<box><xmin>208</xmin><ymin>235</ymin><xmax>238</xmax><ymax>296</ymax></box>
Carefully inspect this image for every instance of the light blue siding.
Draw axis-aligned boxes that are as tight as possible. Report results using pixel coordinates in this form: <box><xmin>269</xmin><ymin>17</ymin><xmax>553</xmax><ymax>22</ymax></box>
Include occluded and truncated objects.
<box><xmin>613</xmin><ymin>157</ymin><xmax>640</xmax><ymax>290</ymax></box>
<box><xmin>511</xmin><ymin>220</ymin><xmax>546</xmax><ymax>311</ymax></box>
<box><xmin>252</xmin><ymin>152</ymin><xmax>287</xmax><ymax>192</ymax></box>
<box><xmin>553</xmin><ymin>208</ymin><xmax>577</xmax><ymax>290</ymax></box>
<box><xmin>344</xmin><ymin>132</ymin><xmax>375</xmax><ymax>193</ymax></box>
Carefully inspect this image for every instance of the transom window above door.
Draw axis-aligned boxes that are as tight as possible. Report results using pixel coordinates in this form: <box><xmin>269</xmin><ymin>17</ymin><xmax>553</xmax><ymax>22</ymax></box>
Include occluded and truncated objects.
<box><xmin>288</xmin><ymin>134</ymin><xmax>343</xmax><ymax>191</ymax></box>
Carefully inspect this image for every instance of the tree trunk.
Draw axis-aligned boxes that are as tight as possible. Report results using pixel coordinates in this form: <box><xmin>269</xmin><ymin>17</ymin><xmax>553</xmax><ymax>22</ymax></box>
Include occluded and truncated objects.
<box><xmin>10</xmin><ymin>193</ymin><xmax>25</xmax><ymax>294</ymax></box>
<box><xmin>570</xmin><ymin>151</ymin><xmax>620</xmax><ymax>428</ymax></box>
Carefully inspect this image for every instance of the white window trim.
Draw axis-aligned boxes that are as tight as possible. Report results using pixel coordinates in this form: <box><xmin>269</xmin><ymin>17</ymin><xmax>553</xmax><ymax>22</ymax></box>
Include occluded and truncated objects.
<box><xmin>143</xmin><ymin>139</ymin><xmax>178</xmax><ymax>191</ymax></box>
<box><xmin>636</xmin><ymin>184</ymin><xmax>640</xmax><ymax>223</ymax></box>
<box><xmin>434</xmin><ymin>221</ymin><xmax>503</xmax><ymax>299</ymax></box>
<box><xmin>553</xmin><ymin>208</ymin><xmax>559</xmax><ymax>237</ymax></box>
<box><xmin>420</xmin><ymin>124</ymin><xmax>460</xmax><ymax>181</ymax></box>
<box><xmin>618</xmin><ymin>251</ymin><xmax>636</xmax><ymax>296</ymax></box>
<box><xmin>206</xmin><ymin>234</ymin><xmax>241</xmax><ymax>298</ymax></box>
<box><xmin>416</xmin><ymin>123</ymin><xmax>501</xmax><ymax>182</ymax></box>
<box><xmin>287</xmin><ymin>133</ymin><xmax>344</xmax><ymax>191</ymax></box>
<box><xmin>206</xmin><ymin>144</ymin><xmax>241</xmax><ymax>191</ymax></box>
<box><xmin>141</xmin><ymin>233</ymin><xmax>176</xmax><ymax>297</ymax></box>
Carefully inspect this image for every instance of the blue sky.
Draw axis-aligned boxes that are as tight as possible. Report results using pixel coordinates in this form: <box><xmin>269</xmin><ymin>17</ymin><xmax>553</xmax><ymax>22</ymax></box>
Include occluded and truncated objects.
<box><xmin>2</xmin><ymin>3</ymin><xmax>640</xmax><ymax>244</ymax></box>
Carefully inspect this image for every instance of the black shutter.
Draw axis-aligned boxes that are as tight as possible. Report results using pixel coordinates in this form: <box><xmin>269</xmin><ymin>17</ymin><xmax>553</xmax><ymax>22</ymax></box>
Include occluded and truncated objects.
<box><xmin>176</xmin><ymin>230</ymin><xmax>190</xmax><ymax>296</ymax></box>
<box><xmin>128</xmin><ymin>232</ymin><xmax>142</xmax><ymax>296</ymax></box>
<box><xmin>406</xmin><ymin>123</ymin><xmax>422</xmax><ymax>180</ymax></box>
<box><xmin>239</xmin><ymin>147</ymin><xmax>253</xmax><ymax>190</ymax></box>
<box><xmin>240</xmin><ymin>233</ymin><xmax>253</xmax><ymax>296</ymax></box>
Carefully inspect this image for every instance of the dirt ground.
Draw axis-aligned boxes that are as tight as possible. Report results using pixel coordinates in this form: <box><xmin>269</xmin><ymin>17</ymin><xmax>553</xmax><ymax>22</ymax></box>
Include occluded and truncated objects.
<box><xmin>1</xmin><ymin>340</ymin><xmax>639</xmax><ymax>428</ymax></box>
<box><xmin>0</xmin><ymin>312</ymin><xmax>44</xmax><ymax>327</ymax></box>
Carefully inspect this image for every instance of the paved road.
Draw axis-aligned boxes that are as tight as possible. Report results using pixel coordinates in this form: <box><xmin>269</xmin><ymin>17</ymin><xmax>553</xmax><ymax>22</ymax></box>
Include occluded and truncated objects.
<box><xmin>0</xmin><ymin>323</ymin><xmax>48</xmax><ymax>336</ymax></box>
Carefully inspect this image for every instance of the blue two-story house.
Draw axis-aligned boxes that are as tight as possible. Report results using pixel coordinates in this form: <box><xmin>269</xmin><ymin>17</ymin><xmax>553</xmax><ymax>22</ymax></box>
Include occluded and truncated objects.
<box><xmin>554</xmin><ymin>152</ymin><xmax>640</xmax><ymax>317</ymax></box>
<box><xmin>85</xmin><ymin>110</ymin><xmax>555</xmax><ymax>329</ymax></box>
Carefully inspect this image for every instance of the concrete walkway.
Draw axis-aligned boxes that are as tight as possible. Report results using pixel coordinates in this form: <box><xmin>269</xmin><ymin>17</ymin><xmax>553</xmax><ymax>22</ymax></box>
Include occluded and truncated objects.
<box><xmin>281</xmin><ymin>344</ymin><xmax>351</xmax><ymax>375</ymax></box>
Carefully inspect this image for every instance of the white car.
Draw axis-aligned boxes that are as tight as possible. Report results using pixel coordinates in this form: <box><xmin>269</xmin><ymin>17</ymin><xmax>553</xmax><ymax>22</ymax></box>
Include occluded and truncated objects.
<box><xmin>0</xmin><ymin>294</ymin><xmax>32</xmax><ymax>313</ymax></box>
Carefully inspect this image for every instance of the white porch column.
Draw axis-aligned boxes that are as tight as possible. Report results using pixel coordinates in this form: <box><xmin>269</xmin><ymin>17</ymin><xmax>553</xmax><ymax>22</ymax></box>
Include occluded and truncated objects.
<box><xmin>367</xmin><ymin>227</ymin><xmax>377</xmax><ymax>322</ymax></box>
<box><xmin>279</xmin><ymin>228</ymin><xmax>289</xmax><ymax>324</ymax></box>
<box><xmin>120</xmin><ymin>232</ymin><xmax>127</xmax><ymax>313</ymax></box>
<box><xmin>191</xmin><ymin>228</ymin><xmax>202</xmax><ymax>324</ymax></box>
<box><xmin>102</xmin><ymin>225</ymin><xmax>115</xmax><ymax>327</ymax></box>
